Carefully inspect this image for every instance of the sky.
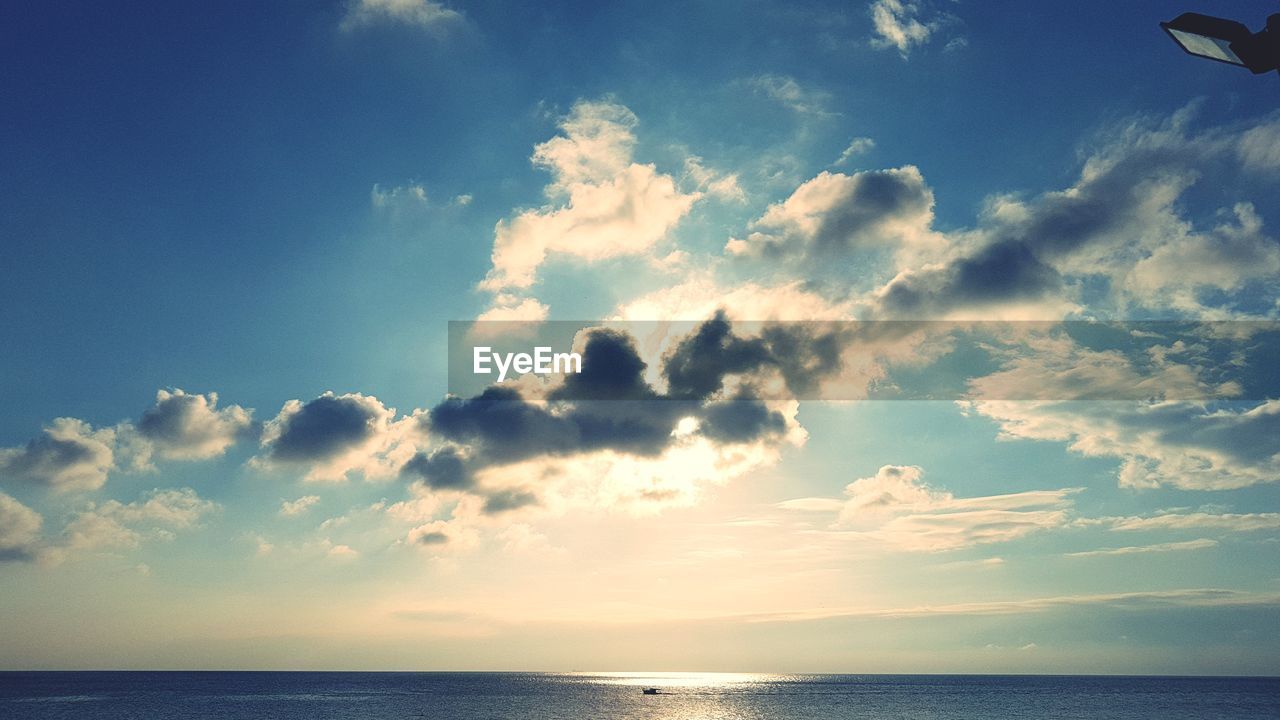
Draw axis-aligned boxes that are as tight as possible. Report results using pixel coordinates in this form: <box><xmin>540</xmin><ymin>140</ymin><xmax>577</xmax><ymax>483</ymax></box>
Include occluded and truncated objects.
<box><xmin>1</xmin><ymin>0</ymin><xmax>1279</xmax><ymax>674</ymax></box>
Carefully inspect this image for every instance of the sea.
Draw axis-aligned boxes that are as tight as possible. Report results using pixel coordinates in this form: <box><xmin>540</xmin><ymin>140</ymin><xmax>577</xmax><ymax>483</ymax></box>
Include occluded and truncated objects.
<box><xmin>1</xmin><ymin>672</ymin><xmax>1278</xmax><ymax>719</ymax></box>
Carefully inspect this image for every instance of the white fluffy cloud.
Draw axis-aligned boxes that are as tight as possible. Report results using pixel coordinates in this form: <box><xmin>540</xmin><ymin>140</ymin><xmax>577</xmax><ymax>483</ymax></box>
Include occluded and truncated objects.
<box><xmin>869</xmin><ymin>0</ymin><xmax>948</xmax><ymax>56</ymax></box>
<box><xmin>479</xmin><ymin>100</ymin><xmax>700</xmax><ymax>293</ymax></box>
<box><xmin>135</xmin><ymin>388</ymin><xmax>254</xmax><ymax>462</ymax></box>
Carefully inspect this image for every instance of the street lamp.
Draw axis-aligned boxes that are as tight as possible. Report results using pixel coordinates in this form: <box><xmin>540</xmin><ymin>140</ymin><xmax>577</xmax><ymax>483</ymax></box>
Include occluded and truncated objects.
<box><xmin>1160</xmin><ymin>12</ymin><xmax>1280</xmax><ymax>74</ymax></box>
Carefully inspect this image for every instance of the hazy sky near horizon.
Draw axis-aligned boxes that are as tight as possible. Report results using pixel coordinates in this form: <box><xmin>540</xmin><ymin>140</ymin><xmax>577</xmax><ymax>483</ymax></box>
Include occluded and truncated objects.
<box><xmin>2</xmin><ymin>0</ymin><xmax>1280</xmax><ymax>673</ymax></box>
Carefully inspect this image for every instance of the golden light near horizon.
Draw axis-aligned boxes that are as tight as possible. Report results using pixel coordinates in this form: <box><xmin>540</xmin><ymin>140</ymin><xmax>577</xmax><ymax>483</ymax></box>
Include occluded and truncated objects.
<box><xmin>582</xmin><ymin>671</ymin><xmax>776</xmax><ymax>688</ymax></box>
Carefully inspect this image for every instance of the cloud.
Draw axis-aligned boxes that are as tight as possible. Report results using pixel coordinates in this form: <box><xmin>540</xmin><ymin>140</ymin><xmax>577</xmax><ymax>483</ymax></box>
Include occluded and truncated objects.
<box><xmin>969</xmin><ymin>399</ymin><xmax>1280</xmax><ymax>490</ymax></box>
<box><xmin>0</xmin><ymin>418</ymin><xmax>115</xmax><ymax>492</ymax></box>
<box><xmin>0</xmin><ymin>492</ymin><xmax>43</xmax><ymax>562</ymax></box>
<box><xmin>135</xmin><ymin>389</ymin><xmax>255</xmax><ymax>461</ymax></box>
<box><xmin>341</xmin><ymin>0</ymin><xmax>462</xmax><ymax>32</ymax></box>
<box><xmin>481</xmin><ymin>488</ymin><xmax>539</xmax><ymax>514</ymax></box>
<box><xmin>867</xmin><ymin>109</ymin><xmax>1280</xmax><ymax>319</ymax></box>
<box><xmin>746</xmin><ymin>74</ymin><xmax>832</xmax><ymax>116</ymax></box>
<box><xmin>683</xmin><ymin>157</ymin><xmax>745</xmax><ymax>203</ymax></box>
<box><xmin>401</xmin><ymin>447</ymin><xmax>472</xmax><ymax>490</ymax></box>
<box><xmin>833</xmin><ymin>465</ymin><xmax>1078</xmax><ymax>551</ymax></box>
<box><xmin>965</xmin><ymin>329</ymin><xmax>1233</xmax><ymax>402</ymax></box>
<box><xmin>479</xmin><ymin>100</ymin><xmax>700</xmax><ymax>293</ymax></box>
<box><xmin>1100</xmin><ymin>511</ymin><xmax>1280</xmax><ymax>533</ymax></box>
<box><xmin>835</xmin><ymin>137</ymin><xmax>876</xmax><ymax>165</ymax></box>
<box><xmin>1124</xmin><ymin>203</ymin><xmax>1280</xmax><ymax>311</ymax></box>
<box><xmin>258</xmin><ymin>392</ymin><xmax>423</xmax><ymax>481</ymax></box>
<box><xmin>61</xmin><ymin>487</ymin><xmax>217</xmax><ymax>552</ymax></box>
<box><xmin>370</xmin><ymin>182</ymin><xmax>429</xmax><ymax>209</ymax></box>
<box><xmin>279</xmin><ymin>495</ymin><xmax>321</xmax><ymax>517</ymax></box>
<box><xmin>1237</xmin><ymin>118</ymin><xmax>1280</xmax><ymax>172</ymax></box>
<box><xmin>405</xmin><ymin>518</ymin><xmax>479</xmax><ymax>552</ymax></box>
<box><xmin>1065</xmin><ymin>538</ymin><xmax>1218</xmax><ymax>558</ymax></box>
<box><xmin>869</xmin><ymin>0</ymin><xmax>950</xmax><ymax>56</ymax></box>
<box><xmin>475</xmin><ymin>295</ymin><xmax>549</xmax><ymax>323</ymax></box>
<box><xmin>419</xmin><ymin>323</ymin><xmax>806</xmax><ymax>519</ymax></box>
<box><xmin>726</xmin><ymin>167</ymin><xmax>943</xmax><ymax>268</ymax></box>
<box><xmin>748</xmin><ymin>587</ymin><xmax>1275</xmax><ymax>623</ymax></box>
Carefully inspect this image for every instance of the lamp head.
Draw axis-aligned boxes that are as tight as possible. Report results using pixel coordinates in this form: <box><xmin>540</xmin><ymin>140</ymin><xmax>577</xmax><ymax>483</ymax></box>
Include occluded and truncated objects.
<box><xmin>1161</xmin><ymin>12</ymin><xmax>1279</xmax><ymax>74</ymax></box>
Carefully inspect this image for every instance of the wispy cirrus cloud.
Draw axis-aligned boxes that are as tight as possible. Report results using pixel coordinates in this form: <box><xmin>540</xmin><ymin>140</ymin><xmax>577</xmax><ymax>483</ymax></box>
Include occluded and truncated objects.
<box><xmin>1064</xmin><ymin>538</ymin><xmax>1219</xmax><ymax>558</ymax></box>
<box><xmin>744</xmin><ymin>587</ymin><xmax>1280</xmax><ymax>623</ymax></box>
<box><xmin>781</xmin><ymin>464</ymin><xmax>1080</xmax><ymax>552</ymax></box>
<box><xmin>1095</xmin><ymin>511</ymin><xmax>1280</xmax><ymax>533</ymax></box>
<box><xmin>340</xmin><ymin>0</ymin><xmax>462</xmax><ymax>33</ymax></box>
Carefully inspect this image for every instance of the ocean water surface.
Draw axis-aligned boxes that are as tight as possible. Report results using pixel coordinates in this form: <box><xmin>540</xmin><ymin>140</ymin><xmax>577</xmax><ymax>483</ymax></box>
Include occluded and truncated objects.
<box><xmin>1</xmin><ymin>671</ymin><xmax>1278</xmax><ymax>719</ymax></box>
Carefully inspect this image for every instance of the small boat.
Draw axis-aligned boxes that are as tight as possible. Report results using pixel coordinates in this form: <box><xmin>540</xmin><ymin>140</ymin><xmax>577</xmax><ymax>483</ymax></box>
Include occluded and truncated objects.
<box><xmin>642</xmin><ymin>688</ymin><xmax>660</xmax><ymax>695</ymax></box>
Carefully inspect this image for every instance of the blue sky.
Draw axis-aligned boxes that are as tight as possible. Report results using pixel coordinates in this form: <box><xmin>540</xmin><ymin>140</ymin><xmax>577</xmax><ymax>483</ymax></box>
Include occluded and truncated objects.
<box><xmin>2</xmin><ymin>0</ymin><xmax>1279</xmax><ymax>672</ymax></box>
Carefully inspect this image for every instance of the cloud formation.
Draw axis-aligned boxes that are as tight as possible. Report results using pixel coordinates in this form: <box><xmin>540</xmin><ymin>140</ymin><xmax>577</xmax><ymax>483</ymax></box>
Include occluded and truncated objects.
<box><xmin>136</xmin><ymin>389</ymin><xmax>255</xmax><ymax>461</ymax></box>
<box><xmin>479</xmin><ymin>100</ymin><xmax>699</xmax><ymax>294</ymax></box>
<box><xmin>833</xmin><ymin>465</ymin><xmax>1078</xmax><ymax>551</ymax></box>
<box><xmin>970</xmin><ymin>399</ymin><xmax>1280</xmax><ymax>490</ymax></box>
<box><xmin>1064</xmin><ymin>538</ymin><xmax>1218</xmax><ymax>558</ymax></box>
<box><xmin>869</xmin><ymin>0</ymin><xmax>948</xmax><ymax>56</ymax></box>
<box><xmin>0</xmin><ymin>418</ymin><xmax>115</xmax><ymax>492</ymax></box>
<box><xmin>60</xmin><ymin>488</ymin><xmax>217</xmax><ymax>553</ymax></box>
<box><xmin>259</xmin><ymin>392</ymin><xmax>422</xmax><ymax>481</ymax></box>
<box><xmin>419</xmin><ymin>325</ymin><xmax>803</xmax><ymax>520</ymax></box>
<box><xmin>727</xmin><ymin>167</ymin><xmax>940</xmax><ymax>265</ymax></box>
<box><xmin>868</xmin><ymin>110</ymin><xmax>1280</xmax><ymax>319</ymax></box>
<box><xmin>0</xmin><ymin>492</ymin><xmax>42</xmax><ymax>562</ymax></box>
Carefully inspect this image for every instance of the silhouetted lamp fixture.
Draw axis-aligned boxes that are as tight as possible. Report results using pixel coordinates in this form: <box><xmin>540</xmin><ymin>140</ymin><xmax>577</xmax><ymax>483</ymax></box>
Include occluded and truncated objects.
<box><xmin>1161</xmin><ymin>12</ymin><xmax>1280</xmax><ymax>74</ymax></box>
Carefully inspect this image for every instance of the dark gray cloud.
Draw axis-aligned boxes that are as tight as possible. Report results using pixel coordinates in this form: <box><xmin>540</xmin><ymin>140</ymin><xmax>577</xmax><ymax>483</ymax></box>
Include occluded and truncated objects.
<box><xmin>422</xmin><ymin>323</ymin><xmax>797</xmax><ymax>484</ymax></box>
<box><xmin>431</xmin><ymin>330</ymin><xmax>689</xmax><ymax>465</ymax></box>
<box><xmin>265</xmin><ymin>393</ymin><xmax>387</xmax><ymax>462</ymax></box>
<box><xmin>662</xmin><ymin>311</ymin><xmax>850</xmax><ymax>400</ymax></box>
<box><xmin>663</xmin><ymin>312</ymin><xmax>772</xmax><ymax>400</ymax></box>
<box><xmin>699</xmin><ymin>392</ymin><xmax>789</xmax><ymax>443</ymax></box>
<box><xmin>548</xmin><ymin>328</ymin><xmax>656</xmax><ymax>401</ymax></box>
<box><xmin>481</xmin><ymin>489</ymin><xmax>540</xmax><ymax>514</ymax></box>
<box><xmin>878</xmin><ymin>240</ymin><xmax>1062</xmax><ymax>315</ymax></box>
<box><xmin>870</xmin><ymin>119</ymin><xmax>1243</xmax><ymax>317</ymax></box>
<box><xmin>402</xmin><ymin>447</ymin><xmax>472</xmax><ymax>490</ymax></box>
<box><xmin>416</xmin><ymin>530</ymin><xmax>449</xmax><ymax>545</ymax></box>
<box><xmin>735</xmin><ymin>168</ymin><xmax>934</xmax><ymax>261</ymax></box>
